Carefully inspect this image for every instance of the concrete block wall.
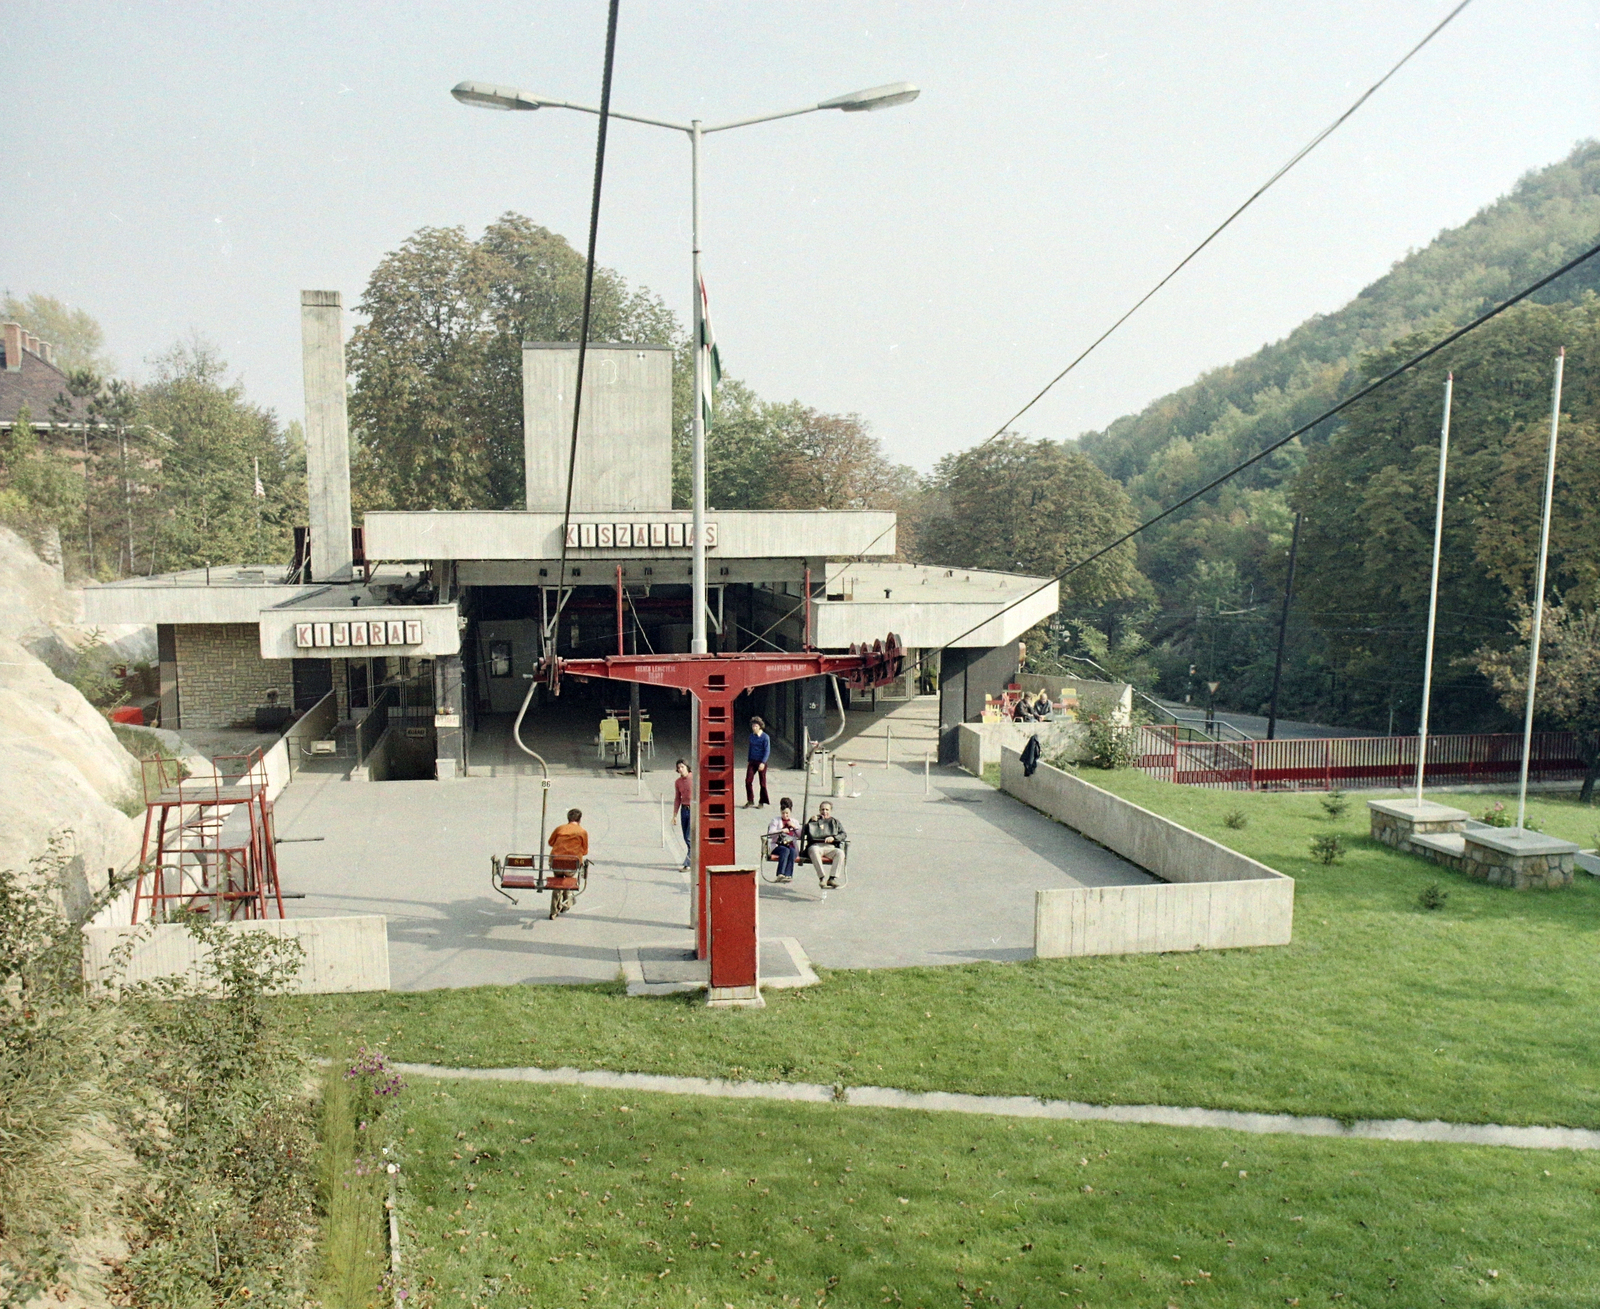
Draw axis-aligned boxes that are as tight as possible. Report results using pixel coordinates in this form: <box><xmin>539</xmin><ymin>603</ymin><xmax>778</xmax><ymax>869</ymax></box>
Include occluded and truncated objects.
<box><xmin>173</xmin><ymin>623</ymin><xmax>294</xmax><ymax>729</ymax></box>
<box><xmin>1000</xmin><ymin>747</ymin><xmax>1294</xmax><ymax>958</ymax></box>
<box><xmin>83</xmin><ymin>914</ymin><xmax>391</xmax><ymax>995</ymax></box>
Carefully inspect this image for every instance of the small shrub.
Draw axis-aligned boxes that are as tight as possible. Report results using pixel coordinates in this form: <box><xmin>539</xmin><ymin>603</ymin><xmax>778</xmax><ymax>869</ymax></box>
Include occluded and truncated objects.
<box><xmin>1320</xmin><ymin>788</ymin><xmax>1349</xmax><ymax>819</ymax></box>
<box><xmin>1418</xmin><ymin>882</ymin><xmax>1449</xmax><ymax>911</ymax></box>
<box><xmin>1075</xmin><ymin>709</ymin><xmax>1138</xmax><ymax>770</ymax></box>
<box><xmin>1223</xmin><ymin>808</ymin><xmax>1248</xmax><ymax>830</ymax></box>
<box><xmin>1482</xmin><ymin>801</ymin><xmax>1512</xmax><ymax>828</ymax></box>
<box><xmin>1310</xmin><ymin>833</ymin><xmax>1346</xmax><ymax>865</ymax></box>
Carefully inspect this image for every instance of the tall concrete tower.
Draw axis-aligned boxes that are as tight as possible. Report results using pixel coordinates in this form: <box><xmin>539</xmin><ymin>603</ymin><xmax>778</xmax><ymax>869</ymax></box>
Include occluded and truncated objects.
<box><xmin>300</xmin><ymin>290</ymin><xmax>354</xmax><ymax>582</ymax></box>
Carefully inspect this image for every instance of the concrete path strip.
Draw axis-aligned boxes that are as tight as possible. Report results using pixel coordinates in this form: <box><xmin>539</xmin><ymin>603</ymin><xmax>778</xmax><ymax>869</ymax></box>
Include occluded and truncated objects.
<box><xmin>393</xmin><ymin>1062</ymin><xmax>1600</xmax><ymax>1152</ymax></box>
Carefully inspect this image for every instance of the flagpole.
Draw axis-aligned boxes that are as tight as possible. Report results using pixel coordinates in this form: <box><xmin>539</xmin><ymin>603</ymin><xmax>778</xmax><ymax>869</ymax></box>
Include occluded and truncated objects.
<box><xmin>1414</xmin><ymin>374</ymin><xmax>1452</xmax><ymax>803</ymax></box>
<box><xmin>690</xmin><ymin>118</ymin><xmax>708</xmax><ymax>655</ymax></box>
<box><xmin>1515</xmin><ymin>348</ymin><xmax>1564</xmax><ymax>831</ymax></box>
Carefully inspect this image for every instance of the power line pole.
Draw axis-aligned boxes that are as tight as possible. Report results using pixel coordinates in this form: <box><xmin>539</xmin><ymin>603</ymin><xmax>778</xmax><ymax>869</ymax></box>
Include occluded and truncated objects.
<box><xmin>1265</xmin><ymin>511</ymin><xmax>1302</xmax><ymax>741</ymax></box>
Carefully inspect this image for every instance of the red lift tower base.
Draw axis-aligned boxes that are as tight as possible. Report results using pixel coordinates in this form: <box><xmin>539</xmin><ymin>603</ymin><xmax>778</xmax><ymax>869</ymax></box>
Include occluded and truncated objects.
<box><xmin>549</xmin><ymin>639</ymin><xmax>902</xmax><ymax>1002</ymax></box>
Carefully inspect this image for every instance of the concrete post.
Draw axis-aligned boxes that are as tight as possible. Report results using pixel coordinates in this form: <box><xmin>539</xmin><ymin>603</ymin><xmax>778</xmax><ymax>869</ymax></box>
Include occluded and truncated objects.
<box><xmin>300</xmin><ymin>291</ymin><xmax>354</xmax><ymax>582</ymax></box>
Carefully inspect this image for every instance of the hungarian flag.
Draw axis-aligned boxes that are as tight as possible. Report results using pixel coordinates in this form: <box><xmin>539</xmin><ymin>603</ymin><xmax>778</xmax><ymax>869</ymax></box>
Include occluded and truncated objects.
<box><xmin>698</xmin><ymin>273</ymin><xmax>722</xmax><ymax>428</ymax></box>
<box><xmin>253</xmin><ymin>456</ymin><xmax>266</xmax><ymax>499</ymax></box>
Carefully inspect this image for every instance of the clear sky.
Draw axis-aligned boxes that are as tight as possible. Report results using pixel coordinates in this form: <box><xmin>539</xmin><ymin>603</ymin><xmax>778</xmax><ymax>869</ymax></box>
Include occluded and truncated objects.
<box><xmin>3</xmin><ymin>1</ymin><xmax>1596</xmax><ymax>470</ymax></box>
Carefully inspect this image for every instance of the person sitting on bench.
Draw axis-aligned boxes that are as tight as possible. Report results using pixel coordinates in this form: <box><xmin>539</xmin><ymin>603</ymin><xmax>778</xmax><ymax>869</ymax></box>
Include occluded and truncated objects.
<box><xmin>803</xmin><ymin>800</ymin><xmax>848</xmax><ymax>888</ymax></box>
<box><xmin>548</xmin><ymin>808</ymin><xmax>589</xmax><ymax>875</ymax></box>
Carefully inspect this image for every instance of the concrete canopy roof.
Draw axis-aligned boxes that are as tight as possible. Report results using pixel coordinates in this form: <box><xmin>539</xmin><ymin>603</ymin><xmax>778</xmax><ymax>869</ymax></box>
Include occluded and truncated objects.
<box><xmin>362</xmin><ymin>509</ymin><xmax>896</xmax><ymax>563</ymax></box>
<box><xmin>815</xmin><ymin>561</ymin><xmax>1057</xmax><ymax>649</ymax></box>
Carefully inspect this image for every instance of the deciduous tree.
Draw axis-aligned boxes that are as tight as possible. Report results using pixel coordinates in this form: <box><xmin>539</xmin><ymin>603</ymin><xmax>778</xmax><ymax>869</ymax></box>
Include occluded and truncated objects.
<box><xmin>1474</xmin><ymin>601</ymin><xmax>1600</xmax><ymax>803</ymax></box>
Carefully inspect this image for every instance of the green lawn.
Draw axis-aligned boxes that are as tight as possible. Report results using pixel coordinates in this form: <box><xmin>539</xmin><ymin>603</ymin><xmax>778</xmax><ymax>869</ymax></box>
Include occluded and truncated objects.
<box><xmin>293</xmin><ymin>775</ymin><xmax>1600</xmax><ymax>1129</ymax></box>
<box><xmin>394</xmin><ymin>1078</ymin><xmax>1600</xmax><ymax>1309</ymax></box>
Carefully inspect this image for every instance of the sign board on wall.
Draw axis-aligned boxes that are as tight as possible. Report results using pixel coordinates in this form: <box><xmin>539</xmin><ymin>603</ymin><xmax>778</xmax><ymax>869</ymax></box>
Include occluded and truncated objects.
<box><xmin>563</xmin><ymin>521</ymin><xmax>716</xmax><ymax>549</ymax></box>
<box><xmin>295</xmin><ymin>618</ymin><xmax>423</xmax><ymax>649</ymax></box>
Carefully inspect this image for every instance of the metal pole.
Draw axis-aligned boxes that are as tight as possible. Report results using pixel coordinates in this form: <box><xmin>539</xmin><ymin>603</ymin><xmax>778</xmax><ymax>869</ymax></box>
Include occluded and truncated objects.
<box><xmin>690</xmin><ymin>120</ymin><xmax>708</xmax><ymax>655</ymax></box>
<box><xmin>885</xmin><ymin>722</ymin><xmax>892</xmax><ymax>769</ymax></box>
<box><xmin>1516</xmin><ymin>349</ymin><xmax>1564</xmax><ymax>831</ymax></box>
<box><xmin>1265</xmin><ymin>512</ymin><xmax>1301</xmax><ymax>741</ymax></box>
<box><xmin>1414</xmin><ymin>375</ymin><xmax>1453</xmax><ymax>804</ymax></box>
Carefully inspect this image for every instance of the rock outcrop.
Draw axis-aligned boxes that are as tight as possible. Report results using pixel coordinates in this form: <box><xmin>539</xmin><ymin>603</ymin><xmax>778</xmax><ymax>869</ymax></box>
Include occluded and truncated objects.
<box><xmin>0</xmin><ymin>527</ymin><xmax>148</xmax><ymax>903</ymax></box>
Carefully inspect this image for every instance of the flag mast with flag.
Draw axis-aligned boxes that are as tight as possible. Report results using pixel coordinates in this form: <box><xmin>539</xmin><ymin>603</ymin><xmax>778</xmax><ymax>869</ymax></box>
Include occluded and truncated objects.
<box><xmin>698</xmin><ymin>273</ymin><xmax>722</xmax><ymax>428</ymax></box>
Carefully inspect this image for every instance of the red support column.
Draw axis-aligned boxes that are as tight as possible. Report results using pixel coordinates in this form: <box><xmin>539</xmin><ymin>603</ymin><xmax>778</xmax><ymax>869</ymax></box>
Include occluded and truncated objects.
<box><xmin>694</xmin><ymin>687</ymin><xmax>737</xmax><ymax>959</ymax></box>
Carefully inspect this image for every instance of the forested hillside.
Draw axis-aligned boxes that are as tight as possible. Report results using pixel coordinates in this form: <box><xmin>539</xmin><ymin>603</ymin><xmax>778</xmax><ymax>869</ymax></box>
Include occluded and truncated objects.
<box><xmin>1062</xmin><ymin>141</ymin><xmax>1600</xmax><ymax>731</ymax></box>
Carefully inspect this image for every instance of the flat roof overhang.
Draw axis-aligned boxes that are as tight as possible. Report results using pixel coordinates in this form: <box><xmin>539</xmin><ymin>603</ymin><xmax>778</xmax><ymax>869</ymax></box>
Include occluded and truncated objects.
<box><xmin>362</xmin><ymin>509</ymin><xmax>895</xmax><ymax>563</ymax></box>
<box><xmin>82</xmin><ymin>568</ymin><xmax>319</xmax><ymax>626</ymax></box>
<box><xmin>816</xmin><ymin>561</ymin><xmax>1058</xmax><ymax>648</ymax></box>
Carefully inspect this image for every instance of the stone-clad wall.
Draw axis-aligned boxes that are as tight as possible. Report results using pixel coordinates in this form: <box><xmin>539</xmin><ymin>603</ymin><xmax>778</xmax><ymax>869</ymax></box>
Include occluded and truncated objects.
<box><xmin>173</xmin><ymin>623</ymin><xmax>293</xmax><ymax>729</ymax></box>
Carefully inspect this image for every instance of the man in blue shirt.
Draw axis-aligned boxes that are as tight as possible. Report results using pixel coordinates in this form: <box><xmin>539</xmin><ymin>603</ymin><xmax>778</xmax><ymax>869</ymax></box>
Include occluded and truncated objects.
<box><xmin>744</xmin><ymin>716</ymin><xmax>771</xmax><ymax>808</ymax></box>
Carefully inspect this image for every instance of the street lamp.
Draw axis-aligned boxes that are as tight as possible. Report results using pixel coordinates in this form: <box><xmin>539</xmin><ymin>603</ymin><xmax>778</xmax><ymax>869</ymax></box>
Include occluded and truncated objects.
<box><xmin>452</xmin><ymin>76</ymin><xmax>919</xmax><ymax>653</ymax></box>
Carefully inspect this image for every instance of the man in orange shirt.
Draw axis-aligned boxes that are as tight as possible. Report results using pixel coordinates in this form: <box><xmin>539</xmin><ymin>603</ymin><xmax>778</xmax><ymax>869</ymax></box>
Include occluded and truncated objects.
<box><xmin>548</xmin><ymin>808</ymin><xmax>589</xmax><ymax>872</ymax></box>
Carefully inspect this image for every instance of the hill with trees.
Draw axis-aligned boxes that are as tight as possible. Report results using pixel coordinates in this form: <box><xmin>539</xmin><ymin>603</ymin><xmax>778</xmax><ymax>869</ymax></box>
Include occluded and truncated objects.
<box><xmin>1053</xmin><ymin>140</ymin><xmax>1600</xmax><ymax>731</ymax></box>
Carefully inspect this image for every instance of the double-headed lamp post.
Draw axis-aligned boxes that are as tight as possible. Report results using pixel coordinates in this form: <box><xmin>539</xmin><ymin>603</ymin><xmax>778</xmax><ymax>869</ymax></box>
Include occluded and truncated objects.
<box><xmin>452</xmin><ymin>77</ymin><xmax>918</xmax><ymax>653</ymax></box>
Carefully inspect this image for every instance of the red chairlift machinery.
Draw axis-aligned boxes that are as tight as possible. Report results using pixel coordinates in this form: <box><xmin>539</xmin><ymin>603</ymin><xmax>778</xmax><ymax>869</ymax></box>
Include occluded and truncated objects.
<box><xmin>511</xmin><ymin>635</ymin><xmax>903</xmax><ymax>1000</ymax></box>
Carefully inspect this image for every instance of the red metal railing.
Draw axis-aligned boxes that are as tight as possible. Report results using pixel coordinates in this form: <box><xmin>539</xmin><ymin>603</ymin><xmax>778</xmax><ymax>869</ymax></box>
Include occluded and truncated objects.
<box><xmin>1134</xmin><ymin>726</ymin><xmax>1587</xmax><ymax>792</ymax></box>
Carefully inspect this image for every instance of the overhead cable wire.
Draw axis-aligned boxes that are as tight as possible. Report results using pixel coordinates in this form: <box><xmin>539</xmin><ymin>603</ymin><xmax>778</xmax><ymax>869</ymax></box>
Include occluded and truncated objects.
<box><xmin>915</xmin><ymin>236</ymin><xmax>1600</xmax><ymax>670</ymax></box>
<box><xmin>553</xmin><ymin>0</ymin><xmax>623</xmax><ymax>637</ymax></box>
<box><xmin>975</xmin><ymin>0</ymin><xmax>1475</xmax><ymax>449</ymax></box>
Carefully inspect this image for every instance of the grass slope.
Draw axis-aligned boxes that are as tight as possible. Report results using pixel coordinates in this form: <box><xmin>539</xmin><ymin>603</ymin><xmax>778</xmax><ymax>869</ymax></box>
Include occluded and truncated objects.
<box><xmin>397</xmin><ymin>1079</ymin><xmax>1600</xmax><ymax>1309</ymax></box>
<box><xmin>295</xmin><ymin>776</ymin><xmax>1600</xmax><ymax>1130</ymax></box>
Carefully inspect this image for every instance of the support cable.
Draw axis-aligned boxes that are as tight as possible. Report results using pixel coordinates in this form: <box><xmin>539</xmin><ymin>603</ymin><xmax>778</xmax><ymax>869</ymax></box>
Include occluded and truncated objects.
<box><xmin>914</xmin><ymin>237</ymin><xmax>1600</xmax><ymax>671</ymax></box>
<box><xmin>975</xmin><ymin>0</ymin><xmax>1474</xmax><ymax>449</ymax></box>
<box><xmin>552</xmin><ymin>0</ymin><xmax>622</xmax><ymax>642</ymax></box>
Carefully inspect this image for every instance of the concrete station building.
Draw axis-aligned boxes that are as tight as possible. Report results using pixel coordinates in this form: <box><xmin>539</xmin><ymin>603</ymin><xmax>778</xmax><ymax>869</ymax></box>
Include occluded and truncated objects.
<box><xmin>85</xmin><ymin>292</ymin><xmax>1055</xmax><ymax>774</ymax></box>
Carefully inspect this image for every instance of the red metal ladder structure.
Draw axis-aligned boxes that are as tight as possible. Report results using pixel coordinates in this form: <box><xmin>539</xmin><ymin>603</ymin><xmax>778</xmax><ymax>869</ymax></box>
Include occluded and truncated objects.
<box><xmin>549</xmin><ymin>637</ymin><xmax>903</xmax><ymax>1003</ymax></box>
<box><xmin>132</xmin><ymin>749</ymin><xmax>284</xmax><ymax>924</ymax></box>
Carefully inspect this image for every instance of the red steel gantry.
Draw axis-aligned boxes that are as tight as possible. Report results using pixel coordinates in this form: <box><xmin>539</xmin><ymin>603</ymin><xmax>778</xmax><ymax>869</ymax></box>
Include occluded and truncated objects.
<box><xmin>548</xmin><ymin>637</ymin><xmax>903</xmax><ymax>998</ymax></box>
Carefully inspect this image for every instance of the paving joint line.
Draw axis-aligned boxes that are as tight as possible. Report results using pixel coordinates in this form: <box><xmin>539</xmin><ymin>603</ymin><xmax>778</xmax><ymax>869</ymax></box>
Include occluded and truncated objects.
<box><xmin>392</xmin><ymin>1062</ymin><xmax>1600</xmax><ymax>1152</ymax></box>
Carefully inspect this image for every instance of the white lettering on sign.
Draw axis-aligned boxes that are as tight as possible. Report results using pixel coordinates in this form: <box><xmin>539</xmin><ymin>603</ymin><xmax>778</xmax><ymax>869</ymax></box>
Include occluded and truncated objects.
<box><xmin>559</xmin><ymin>521</ymin><xmax>718</xmax><ymax>550</ymax></box>
<box><xmin>333</xmin><ymin>622</ymin><xmax>349</xmax><ymax>647</ymax></box>
<box><xmin>405</xmin><ymin>620</ymin><xmax>423</xmax><ymax>644</ymax></box>
<box><xmin>313</xmin><ymin>623</ymin><xmax>332</xmax><ymax>648</ymax></box>
<box><xmin>295</xmin><ymin>623</ymin><xmax>314</xmax><ymax>648</ymax></box>
<box><xmin>387</xmin><ymin>620</ymin><xmax>405</xmax><ymax>645</ymax></box>
<box><xmin>351</xmin><ymin>621</ymin><xmax>368</xmax><ymax>646</ymax></box>
<box><xmin>368</xmin><ymin>621</ymin><xmax>385</xmax><ymax>647</ymax></box>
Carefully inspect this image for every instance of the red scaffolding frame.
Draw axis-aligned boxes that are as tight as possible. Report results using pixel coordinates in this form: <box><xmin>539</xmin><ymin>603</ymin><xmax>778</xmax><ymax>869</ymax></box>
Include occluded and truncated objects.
<box><xmin>132</xmin><ymin>749</ymin><xmax>284</xmax><ymax>923</ymax></box>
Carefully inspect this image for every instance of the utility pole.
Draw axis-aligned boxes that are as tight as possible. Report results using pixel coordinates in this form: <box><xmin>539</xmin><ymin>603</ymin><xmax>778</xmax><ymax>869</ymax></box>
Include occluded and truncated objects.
<box><xmin>1265</xmin><ymin>511</ymin><xmax>1302</xmax><ymax>741</ymax></box>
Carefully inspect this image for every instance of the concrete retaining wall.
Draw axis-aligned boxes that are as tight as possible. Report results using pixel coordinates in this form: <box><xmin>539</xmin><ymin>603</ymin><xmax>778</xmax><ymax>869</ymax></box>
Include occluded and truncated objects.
<box><xmin>1000</xmin><ymin>747</ymin><xmax>1294</xmax><ymax>958</ymax></box>
<box><xmin>83</xmin><ymin>914</ymin><xmax>390</xmax><ymax>995</ymax></box>
<box><xmin>958</xmin><ymin>721</ymin><xmax>1087</xmax><ymax>774</ymax></box>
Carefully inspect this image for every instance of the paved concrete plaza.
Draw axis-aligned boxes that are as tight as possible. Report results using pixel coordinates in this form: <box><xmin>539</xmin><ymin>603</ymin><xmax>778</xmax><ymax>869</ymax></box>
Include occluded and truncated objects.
<box><xmin>272</xmin><ymin>758</ymin><xmax>1152</xmax><ymax>991</ymax></box>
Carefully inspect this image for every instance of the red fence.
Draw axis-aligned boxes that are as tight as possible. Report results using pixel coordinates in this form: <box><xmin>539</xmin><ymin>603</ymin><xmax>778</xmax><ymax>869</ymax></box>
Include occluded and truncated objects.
<box><xmin>1135</xmin><ymin>727</ymin><xmax>1588</xmax><ymax>792</ymax></box>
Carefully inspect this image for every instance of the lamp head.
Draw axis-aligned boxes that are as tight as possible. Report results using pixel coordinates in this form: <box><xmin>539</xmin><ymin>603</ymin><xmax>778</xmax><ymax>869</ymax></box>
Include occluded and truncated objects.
<box><xmin>451</xmin><ymin>80</ymin><xmax>542</xmax><ymax>111</ymax></box>
<box><xmin>817</xmin><ymin>81</ymin><xmax>920</xmax><ymax>112</ymax></box>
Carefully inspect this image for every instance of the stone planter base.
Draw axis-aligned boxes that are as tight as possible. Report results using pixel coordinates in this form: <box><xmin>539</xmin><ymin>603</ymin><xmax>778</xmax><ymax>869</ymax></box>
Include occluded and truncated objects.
<box><xmin>1367</xmin><ymin>798</ymin><xmax>1471</xmax><ymax>855</ymax></box>
<box><xmin>1459</xmin><ymin>829</ymin><xmax>1577</xmax><ymax>890</ymax></box>
<box><xmin>1368</xmin><ymin>798</ymin><xmax>1578</xmax><ymax>889</ymax></box>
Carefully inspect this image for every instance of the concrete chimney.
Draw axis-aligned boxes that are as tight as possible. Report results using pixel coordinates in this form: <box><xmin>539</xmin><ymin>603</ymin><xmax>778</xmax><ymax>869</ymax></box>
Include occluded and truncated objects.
<box><xmin>2</xmin><ymin>324</ymin><xmax>20</xmax><ymax>371</ymax></box>
<box><xmin>300</xmin><ymin>291</ymin><xmax>354</xmax><ymax>582</ymax></box>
